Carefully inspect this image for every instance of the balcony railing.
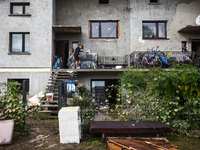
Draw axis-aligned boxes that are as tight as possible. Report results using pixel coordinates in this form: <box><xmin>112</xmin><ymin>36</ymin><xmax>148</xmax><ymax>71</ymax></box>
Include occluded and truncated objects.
<box><xmin>66</xmin><ymin>51</ymin><xmax>199</xmax><ymax>70</ymax></box>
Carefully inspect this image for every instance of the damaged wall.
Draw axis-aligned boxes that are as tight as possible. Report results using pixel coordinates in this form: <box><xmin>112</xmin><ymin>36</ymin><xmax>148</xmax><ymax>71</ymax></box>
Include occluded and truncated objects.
<box><xmin>130</xmin><ymin>0</ymin><xmax>200</xmax><ymax>53</ymax></box>
<box><xmin>56</xmin><ymin>0</ymin><xmax>131</xmax><ymax>57</ymax></box>
<box><xmin>0</xmin><ymin>0</ymin><xmax>54</xmax><ymax>95</ymax></box>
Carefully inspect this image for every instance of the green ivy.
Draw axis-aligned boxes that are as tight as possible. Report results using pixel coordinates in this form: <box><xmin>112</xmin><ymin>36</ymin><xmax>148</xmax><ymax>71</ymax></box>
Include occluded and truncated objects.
<box><xmin>71</xmin><ymin>85</ymin><xmax>95</xmax><ymax>135</ymax></box>
<box><xmin>0</xmin><ymin>81</ymin><xmax>29</xmax><ymax>131</ymax></box>
<box><xmin>110</xmin><ymin>64</ymin><xmax>200</xmax><ymax>136</ymax></box>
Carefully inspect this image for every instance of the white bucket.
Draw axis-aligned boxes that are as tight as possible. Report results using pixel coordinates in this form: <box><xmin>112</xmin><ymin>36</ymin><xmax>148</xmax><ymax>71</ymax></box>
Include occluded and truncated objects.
<box><xmin>46</xmin><ymin>93</ymin><xmax>53</xmax><ymax>101</ymax></box>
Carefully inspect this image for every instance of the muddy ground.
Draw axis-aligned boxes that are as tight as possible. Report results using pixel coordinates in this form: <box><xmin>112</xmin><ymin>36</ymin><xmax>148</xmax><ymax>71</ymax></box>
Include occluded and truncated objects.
<box><xmin>1</xmin><ymin>113</ymin><xmax>200</xmax><ymax>150</ymax></box>
<box><xmin>1</xmin><ymin>114</ymin><xmax>108</xmax><ymax>150</ymax></box>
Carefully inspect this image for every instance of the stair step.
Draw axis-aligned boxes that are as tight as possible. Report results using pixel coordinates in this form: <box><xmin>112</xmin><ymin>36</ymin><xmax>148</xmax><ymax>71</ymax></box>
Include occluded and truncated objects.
<box><xmin>39</xmin><ymin>105</ymin><xmax>58</xmax><ymax>107</ymax></box>
<box><xmin>48</xmin><ymin>116</ymin><xmax>58</xmax><ymax>119</ymax></box>
<box><xmin>39</xmin><ymin>110</ymin><xmax>58</xmax><ymax>113</ymax></box>
<box><xmin>41</xmin><ymin>100</ymin><xmax>58</xmax><ymax>103</ymax></box>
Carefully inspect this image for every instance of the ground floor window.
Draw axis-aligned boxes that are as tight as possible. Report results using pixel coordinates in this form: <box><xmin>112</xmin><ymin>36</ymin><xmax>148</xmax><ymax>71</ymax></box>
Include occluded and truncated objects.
<box><xmin>7</xmin><ymin>79</ymin><xmax>29</xmax><ymax>93</ymax></box>
<box><xmin>91</xmin><ymin>79</ymin><xmax>119</xmax><ymax>107</ymax></box>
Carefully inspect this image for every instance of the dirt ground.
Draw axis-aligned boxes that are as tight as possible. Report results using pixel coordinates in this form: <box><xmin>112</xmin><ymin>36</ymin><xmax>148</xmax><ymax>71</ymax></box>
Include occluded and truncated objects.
<box><xmin>0</xmin><ymin>114</ymin><xmax>108</xmax><ymax>150</ymax></box>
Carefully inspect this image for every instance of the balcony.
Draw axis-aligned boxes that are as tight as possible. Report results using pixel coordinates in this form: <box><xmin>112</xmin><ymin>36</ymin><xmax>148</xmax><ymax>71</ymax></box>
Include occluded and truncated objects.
<box><xmin>54</xmin><ymin>51</ymin><xmax>194</xmax><ymax>72</ymax></box>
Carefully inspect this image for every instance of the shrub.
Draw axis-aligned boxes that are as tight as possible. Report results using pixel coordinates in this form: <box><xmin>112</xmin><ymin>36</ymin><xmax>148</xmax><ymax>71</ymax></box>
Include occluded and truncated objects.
<box><xmin>71</xmin><ymin>85</ymin><xmax>95</xmax><ymax>135</ymax></box>
<box><xmin>0</xmin><ymin>81</ymin><xmax>28</xmax><ymax>131</ymax></box>
<box><xmin>113</xmin><ymin>65</ymin><xmax>200</xmax><ymax>136</ymax></box>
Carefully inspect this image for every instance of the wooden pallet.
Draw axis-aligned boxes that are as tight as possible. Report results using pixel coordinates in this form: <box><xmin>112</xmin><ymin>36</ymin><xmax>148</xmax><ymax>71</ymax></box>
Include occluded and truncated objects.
<box><xmin>107</xmin><ymin>137</ymin><xmax>178</xmax><ymax>150</ymax></box>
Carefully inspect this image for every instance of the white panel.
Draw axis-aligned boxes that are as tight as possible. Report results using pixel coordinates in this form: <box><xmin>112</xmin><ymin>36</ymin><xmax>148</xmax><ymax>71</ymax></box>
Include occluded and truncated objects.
<box><xmin>58</xmin><ymin>107</ymin><xmax>81</xmax><ymax>144</ymax></box>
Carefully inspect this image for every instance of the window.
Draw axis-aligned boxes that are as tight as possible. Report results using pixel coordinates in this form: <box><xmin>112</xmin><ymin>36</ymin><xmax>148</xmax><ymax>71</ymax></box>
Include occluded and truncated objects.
<box><xmin>90</xmin><ymin>21</ymin><xmax>118</xmax><ymax>39</ymax></box>
<box><xmin>99</xmin><ymin>0</ymin><xmax>109</xmax><ymax>4</ymax></box>
<box><xmin>71</xmin><ymin>42</ymin><xmax>80</xmax><ymax>53</ymax></box>
<box><xmin>91</xmin><ymin>79</ymin><xmax>119</xmax><ymax>106</ymax></box>
<box><xmin>150</xmin><ymin>0</ymin><xmax>158</xmax><ymax>3</ymax></box>
<box><xmin>8</xmin><ymin>79</ymin><xmax>29</xmax><ymax>93</ymax></box>
<box><xmin>142</xmin><ymin>21</ymin><xmax>167</xmax><ymax>39</ymax></box>
<box><xmin>10</xmin><ymin>33</ymin><xmax>30</xmax><ymax>53</ymax></box>
<box><xmin>10</xmin><ymin>3</ymin><xmax>30</xmax><ymax>15</ymax></box>
<box><xmin>182</xmin><ymin>41</ymin><xmax>187</xmax><ymax>52</ymax></box>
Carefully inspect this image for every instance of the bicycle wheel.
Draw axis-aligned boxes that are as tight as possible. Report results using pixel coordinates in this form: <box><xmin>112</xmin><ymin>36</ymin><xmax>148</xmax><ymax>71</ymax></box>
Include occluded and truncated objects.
<box><xmin>153</xmin><ymin>59</ymin><xmax>162</xmax><ymax>67</ymax></box>
<box><xmin>135</xmin><ymin>59</ymin><xmax>141</xmax><ymax>68</ymax></box>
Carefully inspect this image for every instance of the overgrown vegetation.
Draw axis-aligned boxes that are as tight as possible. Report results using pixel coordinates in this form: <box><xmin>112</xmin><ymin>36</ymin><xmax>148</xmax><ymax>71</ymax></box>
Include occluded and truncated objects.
<box><xmin>71</xmin><ymin>85</ymin><xmax>95</xmax><ymax>135</ymax></box>
<box><xmin>0</xmin><ymin>81</ymin><xmax>36</xmax><ymax>132</ymax></box>
<box><xmin>108</xmin><ymin>64</ymin><xmax>200</xmax><ymax>137</ymax></box>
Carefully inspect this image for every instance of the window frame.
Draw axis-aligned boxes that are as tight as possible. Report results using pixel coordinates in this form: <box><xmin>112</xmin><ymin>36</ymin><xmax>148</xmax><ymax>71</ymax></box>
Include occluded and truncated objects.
<box><xmin>9</xmin><ymin>32</ymin><xmax>30</xmax><ymax>54</ymax></box>
<box><xmin>89</xmin><ymin>20</ymin><xmax>119</xmax><ymax>39</ymax></box>
<box><xmin>91</xmin><ymin>79</ymin><xmax>120</xmax><ymax>105</ymax></box>
<box><xmin>10</xmin><ymin>2</ymin><xmax>30</xmax><ymax>16</ymax></box>
<box><xmin>99</xmin><ymin>0</ymin><xmax>109</xmax><ymax>4</ymax></box>
<box><xmin>142</xmin><ymin>21</ymin><xmax>167</xmax><ymax>39</ymax></box>
<box><xmin>7</xmin><ymin>79</ymin><xmax>29</xmax><ymax>93</ymax></box>
<box><xmin>71</xmin><ymin>41</ymin><xmax>81</xmax><ymax>53</ymax></box>
<box><xmin>150</xmin><ymin>0</ymin><xmax>158</xmax><ymax>3</ymax></box>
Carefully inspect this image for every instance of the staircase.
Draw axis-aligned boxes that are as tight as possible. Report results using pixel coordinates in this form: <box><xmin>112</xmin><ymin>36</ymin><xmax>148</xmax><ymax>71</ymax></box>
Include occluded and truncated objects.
<box><xmin>39</xmin><ymin>69</ymin><xmax>77</xmax><ymax>118</ymax></box>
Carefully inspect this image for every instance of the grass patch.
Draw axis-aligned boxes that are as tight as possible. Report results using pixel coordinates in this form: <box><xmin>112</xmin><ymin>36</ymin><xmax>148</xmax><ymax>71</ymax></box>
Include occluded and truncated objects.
<box><xmin>78</xmin><ymin>135</ymin><xmax>108</xmax><ymax>150</ymax></box>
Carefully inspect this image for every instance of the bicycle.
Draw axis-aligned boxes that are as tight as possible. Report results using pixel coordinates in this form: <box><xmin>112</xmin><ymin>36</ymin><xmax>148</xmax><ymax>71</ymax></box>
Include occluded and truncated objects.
<box><xmin>136</xmin><ymin>52</ymin><xmax>162</xmax><ymax>68</ymax></box>
<box><xmin>191</xmin><ymin>51</ymin><xmax>200</xmax><ymax>68</ymax></box>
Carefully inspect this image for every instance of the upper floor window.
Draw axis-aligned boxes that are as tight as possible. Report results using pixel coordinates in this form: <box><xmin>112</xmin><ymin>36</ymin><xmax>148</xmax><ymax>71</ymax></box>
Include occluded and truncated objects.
<box><xmin>90</xmin><ymin>21</ymin><xmax>118</xmax><ymax>39</ymax></box>
<box><xmin>150</xmin><ymin>0</ymin><xmax>158</xmax><ymax>3</ymax></box>
<box><xmin>10</xmin><ymin>33</ymin><xmax>30</xmax><ymax>53</ymax></box>
<box><xmin>142</xmin><ymin>21</ymin><xmax>167</xmax><ymax>39</ymax></box>
<box><xmin>10</xmin><ymin>3</ymin><xmax>30</xmax><ymax>15</ymax></box>
<box><xmin>99</xmin><ymin>0</ymin><xmax>109</xmax><ymax>4</ymax></box>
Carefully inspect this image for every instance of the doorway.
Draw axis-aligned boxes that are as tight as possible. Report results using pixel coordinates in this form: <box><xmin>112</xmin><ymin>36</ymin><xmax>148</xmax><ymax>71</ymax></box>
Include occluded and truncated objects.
<box><xmin>91</xmin><ymin>79</ymin><xmax>119</xmax><ymax>107</ymax></box>
<box><xmin>192</xmin><ymin>39</ymin><xmax>200</xmax><ymax>55</ymax></box>
<box><xmin>54</xmin><ymin>40</ymin><xmax>69</xmax><ymax>69</ymax></box>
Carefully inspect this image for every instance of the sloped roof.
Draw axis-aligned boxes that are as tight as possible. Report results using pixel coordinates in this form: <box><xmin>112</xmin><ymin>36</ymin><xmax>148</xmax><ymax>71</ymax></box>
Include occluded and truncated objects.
<box><xmin>178</xmin><ymin>25</ymin><xmax>200</xmax><ymax>33</ymax></box>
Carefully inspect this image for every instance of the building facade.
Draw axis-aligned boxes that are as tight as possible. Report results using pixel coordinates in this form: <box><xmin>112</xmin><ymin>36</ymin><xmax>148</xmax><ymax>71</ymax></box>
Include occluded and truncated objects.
<box><xmin>0</xmin><ymin>0</ymin><xmax>200</xmax><ymax>96</ymax></box>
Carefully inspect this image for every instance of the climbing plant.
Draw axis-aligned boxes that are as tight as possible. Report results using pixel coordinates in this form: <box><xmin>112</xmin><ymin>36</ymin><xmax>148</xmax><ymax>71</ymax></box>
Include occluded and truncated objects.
<box><xmin>0</xmin><ymin>81</ymin><xmax>28</xmax><ymax>131</ymax></box>
<box><xmin>108</xmin><ymin>65</ymin><xmax>200</xmax><ymax>136</ymax></box>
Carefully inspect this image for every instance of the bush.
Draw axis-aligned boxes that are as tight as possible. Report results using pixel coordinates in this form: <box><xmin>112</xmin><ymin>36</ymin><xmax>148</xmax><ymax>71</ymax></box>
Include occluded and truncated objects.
<box><xmin>71</xmin><ymin>85</ymin><xmax>95</xmax><ymax>135</ymax></box>
<box><xmin>114</xmin><ymin>65</ymin><xmax>200</xmax><ymax>136</ymax></box>
<box><xmin>0</xmin><ymin>81</ymin><xmax>28</xmax><ymax>131</ymax></box>
<box><xmin>146</xmin><ymin>65</ymin><xmax>200</xmax><ymax>131</ymax></box>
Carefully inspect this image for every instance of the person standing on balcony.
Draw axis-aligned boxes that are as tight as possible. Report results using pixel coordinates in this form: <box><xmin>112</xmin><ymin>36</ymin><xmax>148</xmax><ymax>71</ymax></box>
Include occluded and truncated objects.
<box><xmin>74</xmin><ymin>45</ymin><xmax>83</xmax><ymax>69</ymax></box>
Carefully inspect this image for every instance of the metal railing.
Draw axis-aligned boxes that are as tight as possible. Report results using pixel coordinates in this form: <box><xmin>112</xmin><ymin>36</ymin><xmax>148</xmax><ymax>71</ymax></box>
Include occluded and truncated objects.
<box><xmin>58</xmin><ymin>81</ymin><xmax>67</xmax><ymax>111</ymax></box>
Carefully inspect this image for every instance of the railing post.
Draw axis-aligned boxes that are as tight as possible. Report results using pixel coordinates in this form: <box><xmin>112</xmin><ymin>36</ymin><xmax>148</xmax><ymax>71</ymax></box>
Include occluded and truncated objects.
<box><xmin>58</xmin><ymin>80</ymin><xmax>62</xmax><ymax>111</ymax></box>
<box><xmin>22</xmin><ymin>80</ymin><xmax>27</xmax><ymax>128</ymax></box>
<box><xmin>63</xmin><ymin>81</ymin><xmax>67</xmax><ymax>107</ymax></box>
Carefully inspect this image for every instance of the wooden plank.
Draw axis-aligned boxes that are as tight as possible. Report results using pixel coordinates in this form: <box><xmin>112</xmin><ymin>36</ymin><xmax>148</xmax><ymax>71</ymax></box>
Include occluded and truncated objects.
<box><xmin>90</xmin><ymin>121</ymin><xmax>171</xmax><ymax>134</ymax></box>
<box><xmin>107</xmin><ymin>137</ymin><xmax>178</xmax><ymax>150</ymax></box>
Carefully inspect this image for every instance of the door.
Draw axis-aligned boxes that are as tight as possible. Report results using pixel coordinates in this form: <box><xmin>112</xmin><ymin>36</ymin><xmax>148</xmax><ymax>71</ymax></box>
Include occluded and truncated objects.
<box><xmin>54</xmin><ymin>41</ymin><xmax>69</xmax><ymax>69</ymax></box>
<box><xmin>192</xmin><ymin>39</ymin><xmax>200</xmax><ymax>55</ymax></box>
<box><xmin>192</xmin><ymin>39</ymin><xmax>200</xmax><ymax>67</ymax></box>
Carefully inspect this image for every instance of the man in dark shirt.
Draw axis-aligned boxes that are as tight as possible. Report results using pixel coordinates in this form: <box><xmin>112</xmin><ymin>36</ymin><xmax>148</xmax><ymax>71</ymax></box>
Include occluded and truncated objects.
<box><xmin>74</xmin><ymin>45</ymin><xmax>83</xmax><ymax>69</ymax></box>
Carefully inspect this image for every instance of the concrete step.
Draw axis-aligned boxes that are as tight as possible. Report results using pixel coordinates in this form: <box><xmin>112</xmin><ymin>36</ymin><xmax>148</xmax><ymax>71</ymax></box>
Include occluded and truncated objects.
<box><xmin>39</xmin><ymin>105</ymin><xmax>58</xmax><ymax>108</ymax></box>
<box><xmin>39</xmin><ymin>110</ymin><xmax>58</xmax><ymax>113</ymax></box>
<box><xmin>41</xmin><ymin>100</ymin><xmax>58</xmax><ymax>104</ymax></box>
